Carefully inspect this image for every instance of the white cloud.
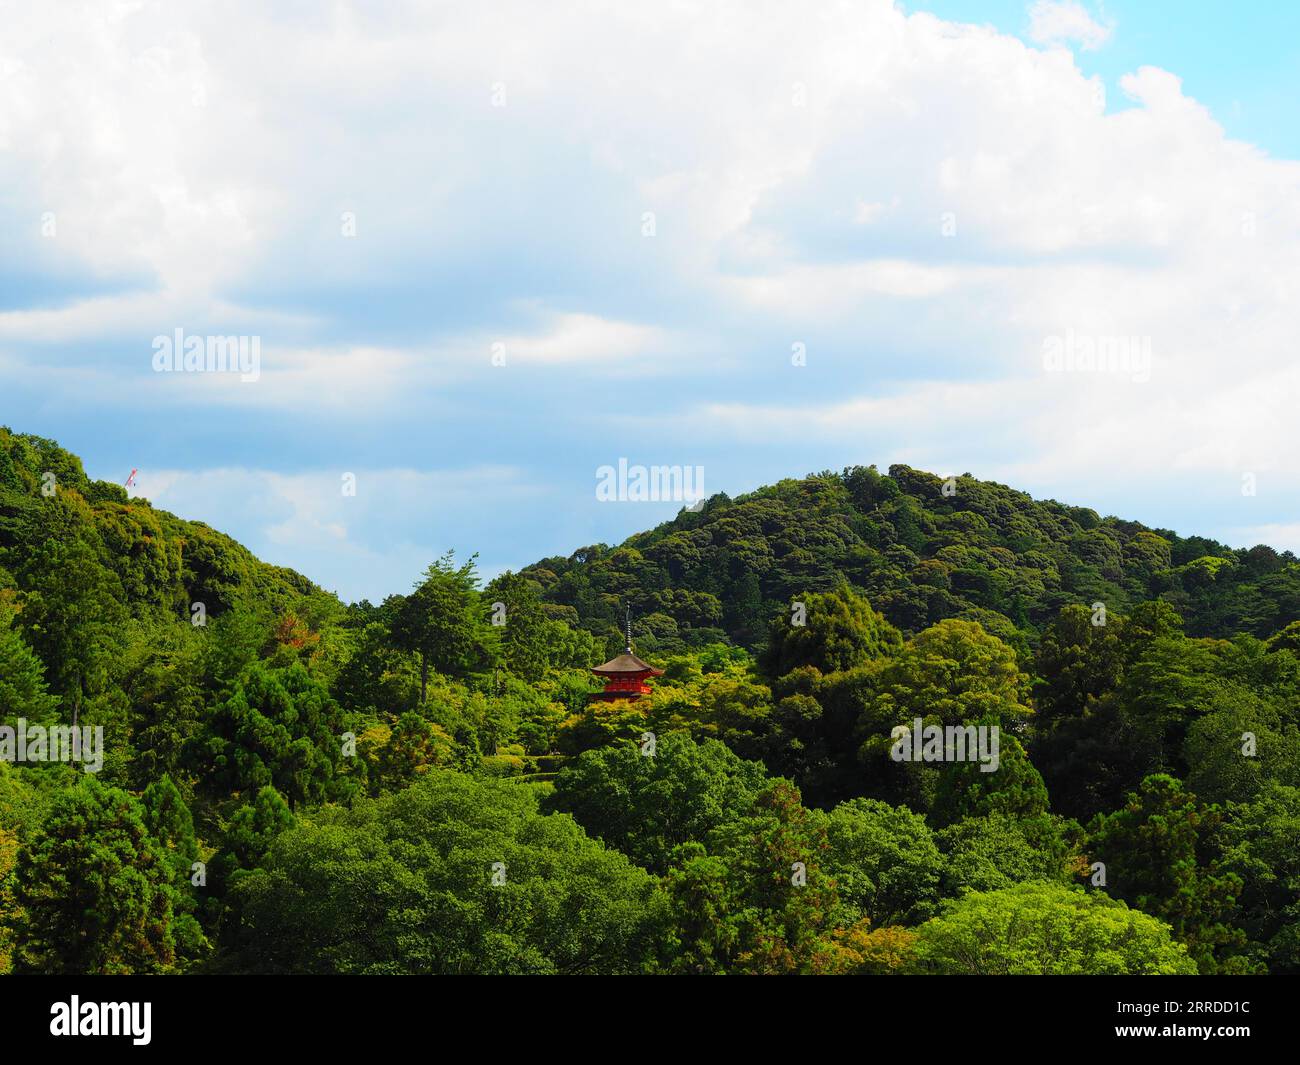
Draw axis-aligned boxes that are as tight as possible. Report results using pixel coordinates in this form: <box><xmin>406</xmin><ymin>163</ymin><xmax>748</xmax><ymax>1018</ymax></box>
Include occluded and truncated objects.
<box><xmin>498</xmin><ymin>311</ymin><xmax>671</xmax><ymax>367</ymax></box>
<box><xmin>722</xmin><ymin>259</ymin><xmax>974</xmax><ymax>316</ymax></box>
<box><xmin>4</xmin><ymin>1</ymin><xmax>1300</xmax><ymax>596</ymax></box>
<box><xmin>1027</xmin><ymin>1</ymin><xmax>1114</xmax><ymax>52</ymax></box>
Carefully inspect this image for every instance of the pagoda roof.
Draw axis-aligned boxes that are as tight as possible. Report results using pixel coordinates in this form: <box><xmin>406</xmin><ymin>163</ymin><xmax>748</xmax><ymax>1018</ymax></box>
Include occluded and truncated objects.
<box><xmin>591</xmin><ymin>652</ymin><xmax>664</xmax><ymax>676</ymax></box>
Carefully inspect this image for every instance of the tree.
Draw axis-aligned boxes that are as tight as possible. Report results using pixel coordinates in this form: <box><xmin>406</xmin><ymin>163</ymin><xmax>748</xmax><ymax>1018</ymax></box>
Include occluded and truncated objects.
<box><xmin>376</xmin><ymin>711</ymin><xmax>454</xmax><ymax>788</ymax></box>
<box><xmin>659</xmin><ymin>781</ymin><xmax>838</xmax><ymax>974</ymax></box>
<box><xmin>219</xmin><ymin>771</ymin><xmax>665</xmax><ymax>974</ymax></box>
<box><xmin>124</xmin><ymin>623</ymin><xmax>207</xmax><ymax>788</ymax></box>
<box><xmin>1184</xmin><ymin>702</ymin><xmax>1300</xmax><ymax>806</ymax></box>
<box><xmin>13</xmin><ymin>776</ymin><xmax>178</xmax><ymax>973</ymax></box>
<box><xmin>142</xmin><ymin>773</ymin><xmax>197</xmax><ymax>872</ymax></box>
<box><xmin>0</xmin><ymin>761</ymin><xmax>67</xmax><ymax>974</ymax></box>
<box><xmin>1220</xmin><ymin>783</ymin><xmax>1300</xmax><ymax>973</ymax></box>
<box><xmin>1087</xmin><ymin>774</ymin><xmax>1249</xmax><ymax>973</ymax></box>
<box><xmin>748</xmin><ymin>589</ymin><xmax>903</xmax><ymax>805</ymax></box>
<box><xmin>142</xmin><ymin>774</ymin><xmax>207</xmax><ymax>964</ymax></box>
<box><xmin>936</xmin><ymin>813</ymin><xmax>1076</xmax><ymax>896</ymax></box>
<box><xmin>1266</xmin><ymin>620</ymin><xmax>1300</xmax><ymax>655</ymax></box>
<box><xmin>0</xmin><ymin>612</ymin><xmax>58</xmax><ymax>722</ymax></box>
<box><xmin>855</xmin><ymin>619</ymin><xmax>1031</xmax><ymax>813</ymax></box>
<box><xmin>549</xmin><ymin>732</ymin><xmax>772</xmax><ymax>874</ymax></box>
<box><xmin>1033</xmin><ymin>603</ymin><xmax>1126</xmax><ymax>723</ymax></box>
<box><xmin>930</xmin><ymin>734</ymin><xmax>1050</xmax><ymax>827</ymax></box>
<box><xmin>484</xmin><ymin>570</ymin><xmax>549</xmax><ymax>680</ymax></box>
<box><xmin>1030</xmin><ymin>604</ymin><xmax>1218</xmax><ymax>822</ymax></box>
<box><xmin>17</xmin><ymin>537</ymin><xmax>126</xmax><ymax>727</ymax></box>
<box><xmin>209</xmin><ymin>785</ymin><xmax>296</xmax><ymax>899</ymax></box>
<box><xmin>825</xmin><ymin>922</ymin><xmax>918</xmax><ymax>974</ymax></box>
<box><xmin>198</xmin><ymin>661</ymin><xmax>351</xmax><ymax>808</ymax></box>
<box><xmin>391</xmin><ymin>552</ymin><xmax>496</xmax><ymax>704</ymax></box>
<box><xmin>859</xmin><ymin>619</ymin><xmax>1029</xmax><ymax>735</ymax></box>
<box><xmin>911</xmin><ymin>882</ymin><xmax>1197</xmax><ymax>975</ymax></box>
<box><xmin>761</xmin><ymin>583</ymin><xmax>901</xmax><ymax>678</ymax></box>
<box><xmin>819</xmin><ymin>797</ymin><xmax>944</xmax><ymax>926</ymax></box>
<box><xmin>331</xmin><ymin>619</ymin><xmax>420</xmax><ymax>715</ymax></box>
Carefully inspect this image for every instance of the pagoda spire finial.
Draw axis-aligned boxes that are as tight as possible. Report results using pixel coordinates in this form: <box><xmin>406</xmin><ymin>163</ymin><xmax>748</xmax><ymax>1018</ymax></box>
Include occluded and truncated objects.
<box><xmin>625</xmin><ymin>603</ymin><xmax>633</xmax><ymax>653</ymax></box>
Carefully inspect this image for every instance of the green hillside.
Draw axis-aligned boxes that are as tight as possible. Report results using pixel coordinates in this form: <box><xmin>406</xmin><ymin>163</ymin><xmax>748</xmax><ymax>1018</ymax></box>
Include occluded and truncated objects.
<box><xmin>525</xmin><ymin>465</ymin><xmax>1300</xmax><ymax>656</ymax></box>
<box><xmin>0</xmin><ymin>427</ymin><xmax>316</xmax><ymax>621</ymax></box>
<box><xmin>2</xmin><ymin>430</ymin><xmax>1298</xmax><ymax>977</ymax></box>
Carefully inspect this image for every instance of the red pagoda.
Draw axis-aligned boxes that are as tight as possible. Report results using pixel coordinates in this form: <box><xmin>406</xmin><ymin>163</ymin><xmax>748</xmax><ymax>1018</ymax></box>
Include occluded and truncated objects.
<box><xmin>590</xmin><ymin>610</ymin><xmax>663</xmax><ymax>701</ymax></box>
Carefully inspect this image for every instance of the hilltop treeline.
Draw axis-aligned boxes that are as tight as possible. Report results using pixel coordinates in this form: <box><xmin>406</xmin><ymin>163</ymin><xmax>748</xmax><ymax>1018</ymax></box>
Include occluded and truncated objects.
<box><xmin>523</xmin><ymin>465</ymin><xmax>1300</xmax><ymax>654</ymax></box>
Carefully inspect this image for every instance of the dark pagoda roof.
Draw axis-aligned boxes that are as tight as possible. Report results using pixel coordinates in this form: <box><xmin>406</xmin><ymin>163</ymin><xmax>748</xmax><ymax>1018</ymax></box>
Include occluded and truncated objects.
<box><xmin>591</xmin><ymin>652</ymin><xmax>664</xmax><ymax>676</ymax></box>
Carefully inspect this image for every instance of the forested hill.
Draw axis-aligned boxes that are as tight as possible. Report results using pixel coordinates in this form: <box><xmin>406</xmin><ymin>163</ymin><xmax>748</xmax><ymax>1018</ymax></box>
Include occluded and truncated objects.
<box><xmin>524</xmin><ymin>464</ymin><xmax>1300</xmax><ymax>656</ymax></box>
<box><xmin>5</xmin><ymin>429</ymin><xmax>1300</xmax><ymax>977</ymax></box>
<box><xmin>0</xmin><ymin>427</ymin><xmax>317</xmax><ymax>619</ymax></box>
<box><xmin>9</xmin><ymin>426</ymin><xmax>1292</xmax><ymax>654</ymax></box>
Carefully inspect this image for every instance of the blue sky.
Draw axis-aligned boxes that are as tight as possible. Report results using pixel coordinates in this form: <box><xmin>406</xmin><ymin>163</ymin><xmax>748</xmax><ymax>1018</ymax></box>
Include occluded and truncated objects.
<box><xmin>919</xmin><ymin>1</ymin><xmax>1300</xmax><ymax>158</ymax></box>
<box><xmin>2</xmin><ymin>1</ymin><xmax>1298</xmax><ymax>603</ymax></box>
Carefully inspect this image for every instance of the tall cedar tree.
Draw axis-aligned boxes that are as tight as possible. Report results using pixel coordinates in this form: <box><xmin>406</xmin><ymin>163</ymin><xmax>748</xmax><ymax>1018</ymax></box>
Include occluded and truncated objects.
<box><xmin>392</xmin><ymin>552</ymin><xmax>496</xmax><ymax>704</ymax></box>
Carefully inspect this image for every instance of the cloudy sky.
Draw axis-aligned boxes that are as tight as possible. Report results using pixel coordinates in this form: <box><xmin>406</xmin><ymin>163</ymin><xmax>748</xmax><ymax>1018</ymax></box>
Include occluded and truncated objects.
<box><xmin>3</xmin><ymin>0</ymin><xmax>1298</xmax><ymax>603</ymax></box>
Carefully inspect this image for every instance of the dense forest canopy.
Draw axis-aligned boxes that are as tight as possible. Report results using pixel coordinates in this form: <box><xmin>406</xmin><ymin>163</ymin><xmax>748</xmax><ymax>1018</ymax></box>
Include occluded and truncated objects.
<box><xmin>522</xmin><ymin>463</ymin><xmax>1300</xmax><ymax>656</ymax></box>
<box><xmin>2</xmin><ymin>427</ymin><xmax>1298</xmax><ymax>975</ymax></box>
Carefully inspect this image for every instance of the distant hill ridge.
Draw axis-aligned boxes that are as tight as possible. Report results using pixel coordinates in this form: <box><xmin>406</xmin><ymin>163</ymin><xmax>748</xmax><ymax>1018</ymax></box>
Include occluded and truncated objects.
<box><xmin>0</xmin><ymin>427</ymin><xmax>315</xmax><ymax>620</ymax></box>
<box><xmin>4</xmin><ymin>431</ymin><xmax>1295</xmax><ymax>659</ymax></box>
<box><xmin>522</xmin><ymin>465</ymin><xmax>1300</xmax><ymax>656</ymax></box>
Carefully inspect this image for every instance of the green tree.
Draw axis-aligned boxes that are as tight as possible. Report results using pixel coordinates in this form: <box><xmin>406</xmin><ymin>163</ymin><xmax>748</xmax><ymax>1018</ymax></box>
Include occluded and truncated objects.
<box><xmin>142</xmin><ymin>774</ymin><xmax>208</xmax><ymax>963</ymax></box>
<box><xmin>911</xmin><ymin>882</ymin><xmax>1197</xmax><ymax>974</ymax></box>
<box><xmin>198</xmin><ymin>661</ymin><xmax>351</xmax><ymax>808</ymax></box>
<box><xmin>549</xmin><ymin>732</ymin><xmax>772</xmax><ymax>874</ymax></box>
<box><xmin>1220</xmin><ymin>783</ymin><xmax>1300</xmax><ymax>972</ymax></box>
<box><xmin>819</xmin><ymin>797</ymin><xmax>944</xmax><ymax>925</ymax></box>
<box><xmin>391</xmin><ymin>552</ymin><xmax>496</xmax><ymax>704</ymax></box>
<box><xmin>859</xmin><ymin>619</ymin><xmax>1029</xmax><ymax>735</ymax></box>
<box><xmin>936</xmin><ymin>813</ymin><xmax>1076</xmax><ymax>895</ymax></box>
<box><xmin>209</xmin><ymin>785</ymin><xmax>296</xmax><ymax>899</ymax></box>
<box><xmin>331</xmin><ymin>619</ymin><xmax>420</xmax><ymax>715</ymax></box>
<box><xmin>660</xmin><ymin>781</ymin><xmax>838</xmax><ymax>974</ymax></box>
<box><xmin>142</xmin><ymin>773</ymin><xmax>197</xmax><ymax>872</ymax></box>
<box><xmin>1184</xmin><ymin>702</ymin><xmax>1300</xmax><ymax>806</ymax></box>
<box><xmin>1033</xmin><ymin>603</ymin><xmax>1126</xmax><ymax>723</ymax></box>
<box><xmin>17</xmin><ymin>537</ymin><xmax>127</xmax><ymax>727</ymax></box>
<box><xmin>1087</xmin><ymin>774</ymin><xmax>1248</xmax><ymax>973</ymax></box>
<box><xmin>856</xmin><ymin>619</ymin><xmax>1031</xmax><ymax>812</ymax></box>
<box><xmin>124</xmin><ymin>624</ymin><xmax>207</xmax><ymax>789</ymax></box>
<box><xmin>761</xmin><ymin>583</ymin><xmax>901</xmax><ymax>678</ymax></box>
<box><xmin>0</xmin><ymin>613</ymin><xmax>58</xmax><ymax>722</ymax></box>
<box><xmin>931</xmin><ymin>734</ymin><xmax>1050</xmax><ymax>827</ymax></box>
<box><xmin>12</xmin><ymin>776</ymin><xmax>178</xmax><ymax>973</ymax></box>
<box><xmin>485</xmin><ymin>570</ymin><xmax>549</xmax><ymax>680</ymax></box>
<box><xmin>376</xmin><ymin>711</ymin><xmax>454</xmax><ymax>789</ymax></box>
<box><xmin>220</xmin><ymin>771</ymin><xmax>664</xmax><ymax>974</ymax></box>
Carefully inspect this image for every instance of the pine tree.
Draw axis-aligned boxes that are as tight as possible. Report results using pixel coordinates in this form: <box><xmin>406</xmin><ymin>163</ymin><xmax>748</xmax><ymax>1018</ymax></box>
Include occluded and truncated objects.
<box><xmin>14</xmin><ymin>777</ymin><xmax>178</xmax><ymax>974</ymax></box>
